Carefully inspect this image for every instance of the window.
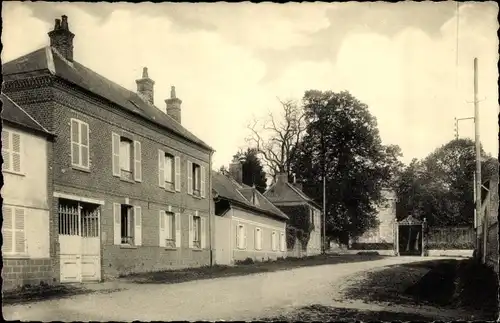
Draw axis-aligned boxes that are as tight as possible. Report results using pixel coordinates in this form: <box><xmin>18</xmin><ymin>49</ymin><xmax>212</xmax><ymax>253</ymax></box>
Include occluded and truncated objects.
<box><xmin>71</xmin><ymin>119</ymin><xmax>89</xmax><ymax>169</ymax></box>
<box><xmin>193</xmin><ymin>215</ymin><xmax>201</xmax><ymax>248</ymax></box>
<box><xmin>113</xmin><ymin>203</ymin><xmax>141</xmax><ymax>246</ymax></box>
<box><xmin>310</xmin><ymin>209</ymin><xmax>315</xmax><ymax>227</ymax></box>
<box><xmin>280</xmin><ymin>232</ymin><xmax>286</xmax><ymax>252</ymax></box>
<box><xmin>158</xmin><ymin>150</ymin><xmax>180</xmax><ymax>191</ymax></box>
<box><xmin>2</xmin><ymin>206</ymin><xmax>26</xmax><ymax>255</ymax></box>
<box><xmin>164</xmin><ymin>154</ymin><xmax>174</xmax><ymax>190</ymax></box>
<box><xmin>58</xmin><ymin>199</ymin><xmax>99</xmax><ymax>237</ymax></box>
<box><xmin>120</xmin><ymin>205</ymin><xmax>134</xmax><ymax>245</ymax></box>
<box><xmin>159</xmin><ymin>208</ymin><xmax>180</xmax><ymax>248</ymax></box>
<box><xmin>2</xmin><ymin>130</ymin><xmax>22</xmax><ymax>173</ymax></box>
<box><xmin>255</xmin><ymin>227</ymin><xmax>262</xmax><ymax>250</ymax></box>
<box><xmin>271</xmin><ymin>231</ymin><xmax>277</xmax><ymax>251</ymax></box>
<box><xmin>187</xmin><ymin>161</ymin><xmax>205</xmax><ymax>198</ymax></box>
<box><xmin>165</xmin><ymin>212</ymin><xmax>175</xmax><ymax>248</ymax></box>
<box><xmin>237</xmin><ymin>224</ymin><xmax>246</xmax><ymax>249</ymax></box>
<box><xmin>113</xmin><ymin>133</ymin><xmax>141</xmax><ymax>181</ymax></box>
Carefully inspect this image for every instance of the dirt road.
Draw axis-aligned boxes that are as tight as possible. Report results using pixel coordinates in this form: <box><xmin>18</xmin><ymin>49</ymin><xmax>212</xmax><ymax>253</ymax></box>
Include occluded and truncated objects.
<box><xmin>2</xmin><ymin>256</ymin><xmax>459</xmax><ymax>322</ymax></box>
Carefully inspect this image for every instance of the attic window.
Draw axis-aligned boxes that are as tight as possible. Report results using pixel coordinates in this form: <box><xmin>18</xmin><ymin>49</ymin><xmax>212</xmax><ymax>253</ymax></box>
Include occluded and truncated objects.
<box><xmin>251</xmin><ymin>192</ymin><xmax>260</xmax><ymax>206</ymax></box>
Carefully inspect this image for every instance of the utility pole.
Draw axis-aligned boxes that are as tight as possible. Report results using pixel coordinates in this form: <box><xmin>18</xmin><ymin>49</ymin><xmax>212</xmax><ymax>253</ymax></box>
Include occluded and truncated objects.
<box><xmin>322</xmin><ymin>170</ymin><xmax>326</xmax><ymax>254</ymax></box>
<box><xmin>454</xmin><ymin>116</ymin><xmax>474</xmax><ymax>139</ymax></box>
<box><xmin>473</xmin><ymin>57</ymin><xmax>482</xmax><ymax>258</ymax></box>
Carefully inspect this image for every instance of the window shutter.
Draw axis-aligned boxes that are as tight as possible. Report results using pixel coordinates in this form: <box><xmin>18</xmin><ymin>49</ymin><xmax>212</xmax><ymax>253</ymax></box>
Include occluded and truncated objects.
<box><xmin>254</xmin><ymin>228</ymin><xmax>258</xmax><ymax>250</ymax></box>
<box><xmin>187</xmin><ymin>161</ymin><xmax>193</xmax><ymax>195</ymax></box>
<box><xmin>200</xmin><ymin>166</ymin><xmax>206</xmax><ymax>198</ymax></box>
<box><xmin>134</xmin><ymin>141</ymin><xmax>142</xmax><ymax>182</ymax></box>
<box><xmin>11</xmin><ymin>133</ymin><xmax>21</xmax><ymax>173</ymax></box>
<box><xmin>113</xmin><ymin>203</ymin><xmax>121</xmax><ymax>245</ymax></box>
<box><xmin>80</xmin><ymin>123</ymin><xmax>89</xmax><ymax>168</ymax></box>
<box><xmin>159</xmin><ymin>210</ymin><xmax>166</xmax><ymax>247</ymax></box>
<box><xmin>2</xmin><ymin>130</ymin><xmax>11</xmax><ymax>171</ymax></box>
<box><xmin>14</xmin><ymin>208</ymin><xmax>26</xmax><ymax>254</ymax></box>
<box><xmin>2</xmin><ymin>207</ymin><xmax>13</xmax><ymax>253</ymax></box>
<box><xmin>71</xmin><ymin>120</ymin><xmax>80</xmax><ymax>166</ymax></box>
<box><xmin>188</xmin><ymin>214</ymin><xmax>194</xmax><ymax>248</ymax></box>
<box><xmin>158</xmin><ymin>149</ymin><xmax>165</xmax><ymax>188</ymax></box>
<box><xmin>175</xmin><ymin>212</ymin><xmax>181</xmax><ymax>248</ymax></box>
<box><xmin>134</xmin><ymin>206</ymin><xmax>142</xmax><ymax>246</ymax></box>
<box><xmin>243</xmin><ymin>225</ymin><xmax>247</xmax><ymax>249</ymax></box>
<box><xmin>112</xmin><ymin>133</ymin><xmax>121</xmax><ymax>176</ymax></box>
<box><xmin>201</xmin><ymin>216</ymin><xmax>207</xmax><ymax>249</ymax></box>
<box><xmin>175</xmin><ymin>156</ymin><xmax>181</xmax><ymax>192</ymax></box>
<box><xmin>280</xmin><ymin>232</ymin><xmax>285</xmax><ymax>251</ymax></box>
<box><xmin>236</xmin><ymin>224</ymin><xmax>240</xmax><ymax>249</ymax></box>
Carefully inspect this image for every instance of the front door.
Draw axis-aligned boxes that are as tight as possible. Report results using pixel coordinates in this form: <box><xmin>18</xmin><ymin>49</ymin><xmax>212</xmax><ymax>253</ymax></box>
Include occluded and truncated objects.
<box><xmin>58</xmin><ymin>199</ymin><xmax>101</xmax><ymax>283</ymax></box>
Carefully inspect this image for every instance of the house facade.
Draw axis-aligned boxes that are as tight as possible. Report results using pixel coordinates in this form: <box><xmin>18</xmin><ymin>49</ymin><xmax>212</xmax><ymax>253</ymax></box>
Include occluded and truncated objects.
<box><xmin>264</xmin><ymin>173</ymin><xmax>322</xmax><ymax>256</ymax></box>
<box><xmin>2</xmin><ymin>15</ymin><xmax>213</xmax><ymax>283</ymax></box>
<box><xmin>352</xmin><ymin>189</ymin><xmax>397</xmax><ymax>248</ymax></box>
<box><xmin>212</xmin><ymin>159</ymin><xmax>288</xmax><ymax>265</ymax></box>
<box><xmin>1</xmin><ymin>93</ymin><xmax>56</xmax><ymax>291</ymax></box>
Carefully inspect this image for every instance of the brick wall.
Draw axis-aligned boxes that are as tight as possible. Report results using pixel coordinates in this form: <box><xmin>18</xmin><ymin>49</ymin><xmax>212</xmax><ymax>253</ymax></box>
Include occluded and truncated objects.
<box><xmin>2</xmin><ymin>259</ymin><xmax>54</xmax><ymax>291</ymax></box>
<box><xmin>3</xmin><ymin>74</ymin><xmax>212</xmax><ymax>279</ymax></box>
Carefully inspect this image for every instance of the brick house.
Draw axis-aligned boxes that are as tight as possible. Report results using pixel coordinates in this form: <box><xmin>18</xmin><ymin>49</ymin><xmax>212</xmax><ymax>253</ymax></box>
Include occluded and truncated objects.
<box><xmin>212</xmin><ymin>159</ymin><xmax>288</xmax><ymax>265</ymax></box>
<box><xmin>1</xmin><ymin>93</ymin><xmax>56</xmax><ymax>291</ymax></box>
<box><xmin>263</xmin><ymin>173</ymin><xmax>322</xmax><ymax>256</ymax></box>
<box><xmin>2</xmin><ymin>15</ymin><xmax>214</xmax><ymax>283</ymax></box>
<box><xmin>351</xmin><ymin>189</ymin><xmax>397</xmax><ymax>249</ymax></box>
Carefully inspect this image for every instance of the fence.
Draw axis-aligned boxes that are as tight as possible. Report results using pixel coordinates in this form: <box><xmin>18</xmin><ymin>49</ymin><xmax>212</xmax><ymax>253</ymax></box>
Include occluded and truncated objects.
<box><xmin>426</xmin><ymin>227</ymin><xmax>475</xmax><ymax>250</ymax></box>
<box><xmin>476</xmin><ymin>176</ymin><xmax>499</xmax><ymax>273</ymax></box>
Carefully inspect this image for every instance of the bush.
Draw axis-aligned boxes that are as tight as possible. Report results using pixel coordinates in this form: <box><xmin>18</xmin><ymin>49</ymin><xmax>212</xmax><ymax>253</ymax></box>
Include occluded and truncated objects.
<box><xmin>427</xmin><ymin>241</ymin><xmax>474</xmax><ymax>250</ymax></box>
<box><xmin>357</xmin><ymin>251</ymin><xmax>380</xmax><ymax>256</ymax></box>
<box><xmin>350</xmin><ymin>243</ymin><xmax>393</xmax><ymax>250</ymax></box>
<box><xmin>236</xmin><ymin>257</ymin><xmax>254</xmax><ymax>265</ymax></box>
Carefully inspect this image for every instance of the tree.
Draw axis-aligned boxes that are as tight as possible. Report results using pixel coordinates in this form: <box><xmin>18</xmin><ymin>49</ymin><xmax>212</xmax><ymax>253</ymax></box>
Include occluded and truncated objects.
<box><xmin>233</xmin><ymin>148</ymin><xmax>268</xmax><ymax>193</ymax></box>
<box><xmin>395</xmin><ymin>138</ymin><xmax>498</xmax><ymax>227</ymax></box>
<box><xmin>290</xmin><ymin>90</ymin><xmax>402</xmax><ymax>244</ymax></box>
<box><xmin>246</xmin><ymin>98</ymin><xmax>306</xmax><ymax>181</ymax></box>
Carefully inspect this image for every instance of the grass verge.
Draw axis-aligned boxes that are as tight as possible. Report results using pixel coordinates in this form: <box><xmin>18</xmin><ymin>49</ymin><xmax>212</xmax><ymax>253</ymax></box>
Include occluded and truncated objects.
<box><xmin>121</xmin><ymin>254</ymin><xmax>385</xmax><ymax>284</ymax></box>
<box><xmin>257</xmin><ymin>304</ymin><xmax>436</xmax><ymax>322</ymax></box>
<box><xmin>2</xmin><ymin>283</ymin><xmax>91</xmax><ymax>305</ymax></box>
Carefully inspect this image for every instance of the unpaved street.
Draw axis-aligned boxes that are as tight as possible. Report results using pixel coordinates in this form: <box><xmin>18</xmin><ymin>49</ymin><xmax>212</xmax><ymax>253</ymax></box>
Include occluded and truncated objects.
<box><xmin>2</xmin><ymin>256</ymin><xmax>459</xmax><ymax>322</ymax></box>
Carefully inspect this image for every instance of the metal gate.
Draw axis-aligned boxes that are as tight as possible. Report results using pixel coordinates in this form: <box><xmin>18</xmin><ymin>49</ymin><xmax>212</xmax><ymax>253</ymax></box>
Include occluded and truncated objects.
<box><xmin>59</xmin><ymin>199</ymin><xmax>101</xmax><ymax>283</ymax></box>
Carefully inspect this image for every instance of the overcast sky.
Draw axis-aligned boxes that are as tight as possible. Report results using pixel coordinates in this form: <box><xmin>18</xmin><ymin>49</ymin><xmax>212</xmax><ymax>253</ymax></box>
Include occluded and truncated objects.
<box><xmin>2</xmin><ymin>1</ymin><xmax>498</xmax><ymax>170</ymax></box>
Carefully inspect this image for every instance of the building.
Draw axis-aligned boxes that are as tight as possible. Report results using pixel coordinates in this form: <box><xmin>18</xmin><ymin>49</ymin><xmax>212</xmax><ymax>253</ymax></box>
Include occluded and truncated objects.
<box><xmin>2</xmin><ymin>15</ymin><xmax>213</xmax><ymax>283</ymax></box>
<box><xmin>212</xmin><ymin>158</ymin><xmax>289</xmax><ymax>265</ymax></box>
<box><xmin>263</xmin><ymin>173</ymin><xmax>322</xmax><ymax>256</ymax></box>
<box><xmin>1</xmin><ymin>93</ymin><xmax>56</xmax><ymax>291</ymax></box>
<box><xmin>351</xmin><ymin>189</ymin><xmax>397</xmax><ymax>249</ymax></box>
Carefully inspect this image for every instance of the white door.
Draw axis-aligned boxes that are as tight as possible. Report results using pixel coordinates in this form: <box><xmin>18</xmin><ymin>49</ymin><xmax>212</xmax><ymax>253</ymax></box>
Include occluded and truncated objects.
<box><xmin>59</xmin><ymin>202</ymin><xmax>101</xmax><ymax>283</ymax></box>
<box><xmin>215</xmin><ymin>216</ymin><xmax>231</xmax><ymax>265</ymax></box>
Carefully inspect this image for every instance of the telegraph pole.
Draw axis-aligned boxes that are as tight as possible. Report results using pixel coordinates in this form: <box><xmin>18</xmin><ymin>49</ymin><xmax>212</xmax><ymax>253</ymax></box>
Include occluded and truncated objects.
<box><xmin>473</xmin><ymin>58</ymin><xmax>482</xmax><ymax>255</ymax></box>
<box><xmin>454</xmin><ymin>116</ymin><xmax>474</xmax><ymax>139</ymax></box>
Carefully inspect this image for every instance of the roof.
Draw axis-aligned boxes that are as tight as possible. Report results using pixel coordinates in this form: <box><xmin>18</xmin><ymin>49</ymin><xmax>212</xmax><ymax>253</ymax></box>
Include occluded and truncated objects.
<box><xmin>1</xmin><ymin>93</ymin><xmax>53</xmax><ymax>137</ymax></box>
<box><xmin>264</xmin><ymin>180</ymin><xmax>321</xmax><ymax>210</ymax></box>
<box><xmin>212</xmin><ymin>171</ymin><xmax>289</xmax><ymax>221</ymax></box>
<box><xmin>2</xmin><ymin>46</ymin><xmax>212</xmax><ymax>151</ymax></box>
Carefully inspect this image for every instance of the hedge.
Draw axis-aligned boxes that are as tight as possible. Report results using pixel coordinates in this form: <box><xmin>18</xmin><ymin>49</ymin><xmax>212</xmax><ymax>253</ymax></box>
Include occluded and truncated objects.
<box><xmin>350</xmin><ymin>242</ymin><xmax>393</xmax><ymax>250</ymax></box>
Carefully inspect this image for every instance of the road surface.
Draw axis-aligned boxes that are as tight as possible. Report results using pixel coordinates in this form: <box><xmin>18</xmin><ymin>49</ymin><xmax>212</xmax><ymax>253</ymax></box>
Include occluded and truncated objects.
<box><xmin>2</xmin><ymin>256</ymin><xmax>457</xmax><ymax>321</ymax></box>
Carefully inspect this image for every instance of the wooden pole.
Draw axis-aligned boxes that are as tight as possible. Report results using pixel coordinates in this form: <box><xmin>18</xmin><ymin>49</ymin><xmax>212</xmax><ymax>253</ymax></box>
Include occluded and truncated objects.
<box><xmin>474</xmin><ymin>58</ymin><xmax>482</xmax><ymax>259</ymax></box>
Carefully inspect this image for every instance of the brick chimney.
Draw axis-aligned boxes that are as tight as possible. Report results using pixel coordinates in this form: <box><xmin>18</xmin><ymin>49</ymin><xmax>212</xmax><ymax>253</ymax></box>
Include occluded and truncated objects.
<box><xmin>136</xmin><ymin>67</ymin><xmax>155</xmax><ymax>105</ymax></box>
<box><xmin>48</xmin><ymin>15</ymin><xmax>75</xmax><ymax>62</ymax></box>
<box><xmin>276</xmin><ymin>172</ymin><xmax>288</xmax><ymax>184</ymax></box>
<box><xmin>229</xmin><ymin>156</ymin><xmax>243</xmax><ymax>184</ymax></box>
<box><xmin>165</xmin><ymin>86</ymin><xmax>182</xmax><ymax>123</ymax></box>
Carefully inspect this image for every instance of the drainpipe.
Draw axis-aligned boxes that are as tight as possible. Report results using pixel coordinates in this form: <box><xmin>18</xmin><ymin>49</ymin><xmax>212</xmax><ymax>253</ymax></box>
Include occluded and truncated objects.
<box><xmin>208</xmin><ymin>150</ymin><xmax>214</xmax><ymax>266</ymax></box>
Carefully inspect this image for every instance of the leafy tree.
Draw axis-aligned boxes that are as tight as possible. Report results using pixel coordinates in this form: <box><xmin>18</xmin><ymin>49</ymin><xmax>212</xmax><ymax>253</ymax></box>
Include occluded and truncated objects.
<box><xmin>290</xmin><ymin>90</ymin><xmax>402</xmax><ymax>245</ymax></box>
<box><xmin>395</xmin><ymin>138</ymin><xmax>498</xmax><ymax>227</ymax></box>
<box><xmin>234</xmin><ymin>148</ymin><xmax>268</xmax><ymax>193</ymax></box>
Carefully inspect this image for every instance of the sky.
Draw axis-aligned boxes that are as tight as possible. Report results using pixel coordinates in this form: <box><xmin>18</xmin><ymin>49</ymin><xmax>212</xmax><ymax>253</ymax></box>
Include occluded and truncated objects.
<box><xmin>2</xmin><ymin>1</ymin><xmax>499</xmax><ymax>171</ymax></box>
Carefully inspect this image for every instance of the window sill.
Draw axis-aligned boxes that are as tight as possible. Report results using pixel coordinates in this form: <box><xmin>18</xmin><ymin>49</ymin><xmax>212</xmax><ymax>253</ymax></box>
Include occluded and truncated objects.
<box><xmin>165</xmin><ymin>187</ymin><xmax>177</xmax><ymax>194</ymax></box>
<box><xmin>190</xmin><ymin>194</ymin><xmax>203</xmax><ymax>200</ymax></box>
<box><xmin>120</xmin><ymin>244</ymin><xmax>137</xmax><ymax>249</ymax></box>
<box><xmin>120</xmin><ymin>177</ymin><xmax>136</xmax><ymax>184</ymax></box>
<box><xmin>165</xmin><ymin>247</ymin><xmax>178</xmax><ymax>251</ymax></box>
<box><xmin>2</xmin><ymin>254</ymin><xmax>29</xmax><ymax>259</ymax></box>
<box><xmin>192</xmin><ymin>248</ymin><xmax>204</xmax><ymax>252</ymax></box>
<box><xmin>71</xmin><ymin>165</ymin><xmax>90</xmax><ymax>173</ymax></box>
<box><xmin>2</xmin><ymin>169</ymin><xmax>26</xmax><ymax>177</ymax></box>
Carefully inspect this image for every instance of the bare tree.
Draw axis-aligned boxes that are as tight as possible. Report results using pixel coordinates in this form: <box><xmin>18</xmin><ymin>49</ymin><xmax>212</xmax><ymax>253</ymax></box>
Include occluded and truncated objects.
<box><xmin>246</xmin><ymin>98</ymin><xmax>306</xmax><ymax>181</ymax></box>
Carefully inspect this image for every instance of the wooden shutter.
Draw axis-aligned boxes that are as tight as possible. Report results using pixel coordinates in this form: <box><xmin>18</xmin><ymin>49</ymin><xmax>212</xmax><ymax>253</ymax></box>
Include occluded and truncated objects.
<box><xmin>201</xmin><ymin>216</ymin><xmax>207</xmax><ymax>249</ymax></box>
<box><xmin>166</xmin><ymin>206</ymin><xmax>172</xmax><ymax>240</ymax></box>
<box><xmin>254</xmin><ymin>228</ymin><xmax>259</xmax><ymax>250</ymax></box>
<box><xmin>175</xmin><ymin>156</ymin><xmax>181</xmax><ymax>192</ymax></box>
<box><xmin>134</xmin><ymin>141</ymin><xmax>142</xmax><ymax>182</ymax></box>
<box><xmin>11</xmin><ymin>133</ymin><xmax>21</xmax><ymax>173</ymax></box>
<box><xmin>187</xmin><ymin>161</ymin><xmax>193</xmax><ymax>195</ymax></box>
<box><xmin>200</xmin><ymin>166</ymin><xmax>206</xmax><ymax>198</ymax></box>
<box><xmin>280</xmin><ymin>232</ymin><xmax>285</xmax><ymax>251</ymax></box>
<box><xmin>2</xmin><ymin>130</ymin><xmax>11</xmax><ymax>171</ymax></box>
<box><xmin>14</xmin><ymin>208</ymin><xmax>26</xmax><ymax>254</ymax></box>
<box><xmin>2</xmin><ymin>206</ymin><xmax>13</xmax><ymax>253</ymax></box>
<box><xmin>175</xmin><ymin>212</ymin><xmax>181</xmax><ymax>248</ymax></box>
<box><xmin>158</xmin><ymin>149</ymin><xmax>165</xmax><ymax>188</ymax></box>
<box><xmin>71</xmin><ymin>120</ymin><xmax>80</xmax><ymax>166</ymax></box>
<box><xmin>80</xmin><ymin>122</ymin><xmax>89</xmax><ymax>168</ymax></box>
<box><xmin>159</xmin><ymin>210</ymin><xmax>166</xmax><ymax>247</ymax></box>
<box><xmin>235</xmin><ymin>224</ymin><xmax>239</xmax><ymax>249</ymax></box>
<box><xmin>134</xmin><ymin>206</ymin><xmax>142</xmax><ymax>246</ymax></box>
<box><xmin>243</xmin><ymin>225</ymin><xmax>247</xmax><ymax>249</ymax></box>
<box><xmin>112</xmin><ymin>133</ymin><xmax>121</xmax><ymax>176</ymax></box>
<box><xmin>113</xmin><ymin>203</ymin><xmax>121</xmax><ymax>245</ymax></box>
<box><xmin>188</xmin><ymin>214</ymin><xmax>194</xmax><ymax>248</ymax></box>
<box><xmin>272</xmin><ymin>231</ymin><xmax>276</xmax><ymax>251</ymax></box>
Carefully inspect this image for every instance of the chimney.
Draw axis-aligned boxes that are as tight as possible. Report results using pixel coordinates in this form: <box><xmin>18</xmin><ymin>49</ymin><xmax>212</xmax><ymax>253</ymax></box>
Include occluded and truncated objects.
<box><xmin>229</xmin><ymin>156</ymin><xmax>243</xmax><ymax>184</ymax></box>
<box><xmin>276</xmin><ymin>172</ymin><xmax>288</xmax><ymax>184</ymax></box>
<box><xmin>165</xmin><ymin>86</ymin><xmax>182</xmax><ymax>123</ymax></box>
<box><xmin>292</xmin><ymin>173</ymin><xmax>303</xmax><ymax>191</ymax></box>
<box><xmin>136</xmin><ymin>67</ymin><xmax>155</xmax><ymax>105</ymax></box>
<box><xmin>48</xmin><ymin>15</ymin><xmax>75</xmax><ymax>62</ymax></box>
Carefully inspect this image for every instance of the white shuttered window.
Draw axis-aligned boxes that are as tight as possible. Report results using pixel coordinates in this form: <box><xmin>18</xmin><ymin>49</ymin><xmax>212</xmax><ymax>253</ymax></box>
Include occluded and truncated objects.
<box><xmin>2</xmin><ymin>130</ymin><xmax>22</xmax><ymax>173</ymax></box>
<box><xmin>71</xmin><ymin>119</ymin><xmax>89</xmax><ymax>169</ymax></box>
<box><xmin>2</xmin><ymin>206</ymin><xmax>26</xmax><ymax>255</ymax></box>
